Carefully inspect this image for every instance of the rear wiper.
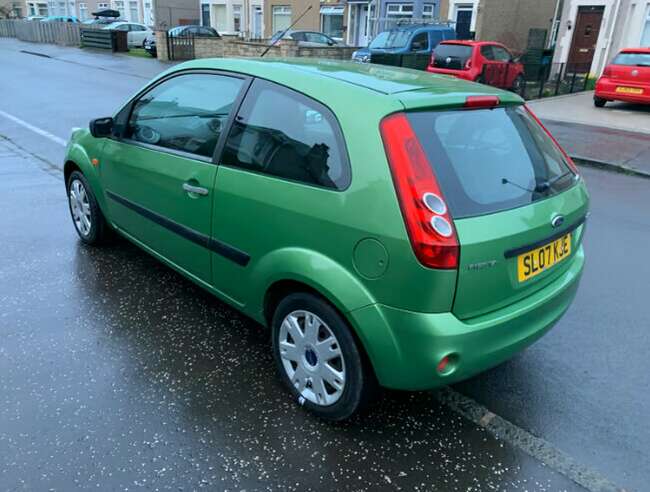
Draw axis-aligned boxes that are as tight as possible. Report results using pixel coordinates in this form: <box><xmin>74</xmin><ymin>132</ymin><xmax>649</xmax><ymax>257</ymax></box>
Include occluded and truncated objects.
<box><xmin>534</xmin><ymin>171</ymin><xmax>574</xmax><ymax>193</ymax></box>
<box><xmin>501</xmin><ymin>177</ymin><xmax>535</xmax><ymax>193</ymax></box>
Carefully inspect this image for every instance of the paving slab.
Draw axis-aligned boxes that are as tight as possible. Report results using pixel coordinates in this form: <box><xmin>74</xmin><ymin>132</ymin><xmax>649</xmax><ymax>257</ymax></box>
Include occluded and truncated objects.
<box><xmin>528</xmin><ymin>91</ymin><xmax>650</xmax><ymax>135</ymax></box>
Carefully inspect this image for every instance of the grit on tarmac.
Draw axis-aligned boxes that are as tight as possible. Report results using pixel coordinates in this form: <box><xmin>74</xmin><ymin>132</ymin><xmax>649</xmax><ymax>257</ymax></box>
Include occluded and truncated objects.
<box><xmin>1</xmin><ymin>38</ymin><xmax>649</xmax><ymax>491</ymax></box>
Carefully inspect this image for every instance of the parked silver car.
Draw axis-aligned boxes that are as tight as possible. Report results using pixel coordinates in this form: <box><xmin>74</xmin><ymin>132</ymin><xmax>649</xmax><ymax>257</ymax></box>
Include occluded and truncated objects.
<box><xmin>269</xmin><ymin>30</ymin><xmax>346</xmax><ymax>47</ymax></box>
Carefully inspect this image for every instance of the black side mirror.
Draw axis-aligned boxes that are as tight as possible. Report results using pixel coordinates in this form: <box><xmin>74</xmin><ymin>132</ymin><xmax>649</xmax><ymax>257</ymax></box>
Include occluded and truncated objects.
<box><xmin>89</xmin><ymin>117</ymin><xmax>114</xmax><ymax>138</ymax></box>
<box><xmin>327</xmin><ymin>40</ymin><xmax>335</xmax><ymax>46</ymax></box>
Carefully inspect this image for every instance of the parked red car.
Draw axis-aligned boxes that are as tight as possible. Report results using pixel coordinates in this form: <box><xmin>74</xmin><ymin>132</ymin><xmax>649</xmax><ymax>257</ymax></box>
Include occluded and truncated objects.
<box><xmin>594</xmin><ymin>48</ymin><xmax>650</xmax><ymax>107</ymax></box>
<box><xmin>427</xmin><ymin>40</ymin><xmax>526</xmax><ymax>93</ymax></box>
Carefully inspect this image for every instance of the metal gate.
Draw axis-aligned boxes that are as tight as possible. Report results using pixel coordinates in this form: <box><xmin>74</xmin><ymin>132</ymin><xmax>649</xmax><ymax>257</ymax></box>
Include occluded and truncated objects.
<box><xmin>167</xmin><ymin>34</ymin><xmax>195</xmax><ymax>60</ymax></box>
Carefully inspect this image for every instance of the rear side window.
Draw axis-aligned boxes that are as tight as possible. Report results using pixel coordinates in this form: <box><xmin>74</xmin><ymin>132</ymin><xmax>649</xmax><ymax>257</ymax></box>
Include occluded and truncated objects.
<box><xmin>611</xmin><ymin>52</ymin><xmax>650</xmax><ymax>66</ymax></box>
<box><xmin>434</xmin><ymin>44</ymin><xmax>473</xmax><ymax>69</ymax></box>
<box><xmin>407</xmin><ymin>107</ymin><xmax>576</xmax><ymax>219</ymax></box>
<box><xmin>221</xmin><ymin>80</ymin><xmax>350</xmax><ymax>190</ymax></box>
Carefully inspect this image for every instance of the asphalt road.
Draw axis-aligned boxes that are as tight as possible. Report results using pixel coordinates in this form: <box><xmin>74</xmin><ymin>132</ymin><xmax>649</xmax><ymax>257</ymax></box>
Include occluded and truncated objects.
<box><xmin>1</xmin><ymin>39</ymin><xmax>649</xmax><ymax>491</ymax></box>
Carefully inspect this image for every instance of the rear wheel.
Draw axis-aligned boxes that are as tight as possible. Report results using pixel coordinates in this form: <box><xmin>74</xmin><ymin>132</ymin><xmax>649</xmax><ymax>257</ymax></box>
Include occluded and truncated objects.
<box><xmin>271</xmin><ymin>293</ymin><xmax>376</xmax><ymax>421</ymax></box>
<box><xmin>594</xmin><ymin>97</ymin><xmax>607</xmax><ymax>108</ymax></box>
<box><xmin>511</xmin><ymin>75</ymin><xmax>526</xmax><ymax>96</ymax></box>
<box><xmin>67</xmin><ymin>170</ymin><xmax>110</xmax><ymax>245</ymax></box>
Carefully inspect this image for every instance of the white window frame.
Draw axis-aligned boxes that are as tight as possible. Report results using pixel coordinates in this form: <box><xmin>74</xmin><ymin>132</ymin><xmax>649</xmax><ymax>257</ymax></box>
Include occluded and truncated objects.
<box><xmin>272</xmin><ymin>5</ymin><xmax>292</xmax><ymax>33</ymax></box>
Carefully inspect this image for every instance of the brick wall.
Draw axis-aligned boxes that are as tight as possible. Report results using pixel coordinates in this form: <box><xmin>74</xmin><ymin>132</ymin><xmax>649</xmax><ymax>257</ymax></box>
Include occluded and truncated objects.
<box><xmin>158</xmin><ymin>35</ymin><xmax>357</xmax><ymax>61</ymax></box>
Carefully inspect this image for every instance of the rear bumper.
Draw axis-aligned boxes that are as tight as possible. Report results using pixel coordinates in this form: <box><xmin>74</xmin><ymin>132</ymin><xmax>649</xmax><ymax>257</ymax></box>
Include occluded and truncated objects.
<box><xmin>595</xmin><ymin>78</ymin><xmax>650</xmax><ymax>104</ymax></box>
<box><xmin>349</xmin><ymin>246</ymin><xmax>584</xmax><ymax>390</ymax></box>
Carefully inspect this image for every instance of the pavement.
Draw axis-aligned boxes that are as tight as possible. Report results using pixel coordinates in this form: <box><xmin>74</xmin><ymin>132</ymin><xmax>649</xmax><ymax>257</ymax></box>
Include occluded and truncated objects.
<box><xmin>2</xmin><ymin>37</ymin><xmax>650</xmax><ymax>491</ymax></box>
<box><xmin>529</xmin><ymin>92</ymin><xmax>650</xmax><ymax>178</ymax></box>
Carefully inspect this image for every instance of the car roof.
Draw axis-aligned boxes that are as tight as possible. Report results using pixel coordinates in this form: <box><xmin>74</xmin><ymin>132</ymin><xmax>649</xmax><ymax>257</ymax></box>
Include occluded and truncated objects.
<box><xmin>440</xmin><ymin>40</ymin><xmax>499</xmax><ymax>47</ymax></box>
<box><xmin>619</xmin><ymin>47</ymin><xmax>650</xmax><ymax>54</ymax></box>
<box><xmin>170</xmin><ymin>58</ymin><xmax>521</xmax><ymax>110</ymax></box>
<box><xmin>388</xmin><ymin>23</ymin><xmax>453</xmax><ymax>32</ymax></box>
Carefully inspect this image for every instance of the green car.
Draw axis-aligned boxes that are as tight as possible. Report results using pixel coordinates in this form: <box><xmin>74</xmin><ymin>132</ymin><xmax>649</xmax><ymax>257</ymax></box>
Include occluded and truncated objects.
<box><xmin>64</xmin><ymin>59</ymin><xmax>589</xmax><ymax>421</ymax></box>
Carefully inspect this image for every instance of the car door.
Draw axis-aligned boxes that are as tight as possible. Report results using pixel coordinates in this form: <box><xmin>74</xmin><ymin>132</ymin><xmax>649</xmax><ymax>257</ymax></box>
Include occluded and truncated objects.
<box><xmin>405</xmin><ymin>31</ymin><xmax>429</xmax><ymax>70</ymax></box>
<box><xmin>101</xmin><ymin>71</ymin><xmax>248</xmax><ymax>284</ymax></box>
<box><xmin>491</xmin><ymin>45</ymin><xmax>517</xmax><ymax>88</ymax></box>
<box><xmin>209</xmin><ymin>79</ymin><xmax>351</xmax><ymax>305</ymax></box>
<box><xmin>130</xmin><ymin>24</ymin><xmax>147</xmax><ymax>46</ymax></box>
<box><xmin>479</xmin><ymin>45</ymin><xmax>504</xmax><ymax>86</ymax></box>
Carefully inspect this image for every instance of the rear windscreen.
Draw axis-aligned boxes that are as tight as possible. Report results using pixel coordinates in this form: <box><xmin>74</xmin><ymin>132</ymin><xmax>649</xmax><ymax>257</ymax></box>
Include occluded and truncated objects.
<box><xmin>433</xmin><ymin>44</ymin><xmax>473</xmax><ymax>69</ymax></box>
<box><xmin>407</xmin><ymin>106</ymin><xmax>577</xmax><ymax>219</ymax></box>
<box><xmin>611</xmin><ymin>52</ymin><xmax>650</xmax><ymax>66</ymax></box>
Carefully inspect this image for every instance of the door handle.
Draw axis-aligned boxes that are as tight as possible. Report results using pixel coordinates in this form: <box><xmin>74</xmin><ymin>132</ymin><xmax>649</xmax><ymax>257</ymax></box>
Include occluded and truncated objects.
<box><xmin>182</xmin><ymin>183</ymin><xmax>209</xmax><ymax>196</ymax></box>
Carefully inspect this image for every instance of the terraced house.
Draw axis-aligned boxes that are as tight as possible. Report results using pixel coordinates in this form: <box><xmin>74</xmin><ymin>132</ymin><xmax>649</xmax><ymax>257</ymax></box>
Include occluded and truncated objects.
<box><xmin>23</xmin><ymin>0</ymin><xmax>155</xmax><ymax>23</ymax></box>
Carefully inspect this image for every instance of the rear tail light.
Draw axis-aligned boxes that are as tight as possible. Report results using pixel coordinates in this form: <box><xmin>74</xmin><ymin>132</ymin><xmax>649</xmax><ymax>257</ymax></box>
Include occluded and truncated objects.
<box><xmin>430</xmin><ymin>50</ymin><xmax>437</xmax><ymax>66</ymax></box>
<box><xmin>602</xmin><ymin>66</ymin><xmax>612</xmax><ymax>77</ymax></box>
<box><xmin>464</xmin><ymin>58</ymin><xmax>472</xmax><ymax>70</ymax></box>
<box><xmin>380</xmin><ymin>113</ymin><xmax>459</xmax><ymax>269</ymax></box>
<box><xmin>524</xmin><ymin>105</ymin><xmax>579</xmax><ymax>175</ymax></box>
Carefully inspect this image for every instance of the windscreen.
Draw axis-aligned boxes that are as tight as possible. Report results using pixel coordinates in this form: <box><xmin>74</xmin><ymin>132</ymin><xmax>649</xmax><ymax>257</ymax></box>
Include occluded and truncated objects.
<box><xmin>611</xmin><ymin>52</ymin><xmax>650</xmax><ymax>66</ymax></box>
<box><xmin>407</xmin><ymin>106</ymin><xmax>577</xmax><ymax>219</ymax></box>
<box><xmin>369</xmin><ymin>30</ymin><xmax>411</xmax><ymax>49</ymax></box>
<box><xmin>433</xmin><ymin>44</ymin><xmax>473</xmax><ymax>69</ymax></box>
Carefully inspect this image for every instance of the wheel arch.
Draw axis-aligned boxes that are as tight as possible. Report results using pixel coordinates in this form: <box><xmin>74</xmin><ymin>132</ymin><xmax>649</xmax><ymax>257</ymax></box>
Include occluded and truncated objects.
<box><xmin>263</xmin><ymin>277</ymin><xmax>380</xmax><ymax>386</ymax></box>
<box><xmin>63</xmin><ymin>142</ymin><xmax>108</xmax><ymax>214</ymax></box>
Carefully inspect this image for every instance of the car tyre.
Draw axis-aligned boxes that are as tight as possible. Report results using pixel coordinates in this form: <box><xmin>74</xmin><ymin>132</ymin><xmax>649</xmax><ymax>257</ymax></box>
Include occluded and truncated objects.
<box><xmin>511</xmin><ymin>75</ymin><xmax>526</xmax><ymax>96</ymax></box>
<box><xmin>271</xmin><ymin>292</ymin><xmax>377</xmax><ymax>421</ymax></box>
<box><xmin>67</xmin><ymin>170</ymin><xmax>111</xmax><ymax>245</ymax></box>
<box><xmin>594</xmin><ymin>97</ymin><xmax>607</xmax><ymax>108</ymax></box>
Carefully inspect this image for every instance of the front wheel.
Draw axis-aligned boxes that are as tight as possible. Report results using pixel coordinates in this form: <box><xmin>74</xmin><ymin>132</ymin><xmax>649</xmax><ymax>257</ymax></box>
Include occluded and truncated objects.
<box><xmin>271</xmin><ymin>293</ymin><xmax>377</xmax><ymax>421</ymax></box>
<box><xmin>67</xmin><ymin>170</ymin><xmax>110</xmax><ymax>245</ymax></box>
<box><xmin>594</xmin><ymin>97</ymin><xmax>607</xmax><ymax>108</ymax></box>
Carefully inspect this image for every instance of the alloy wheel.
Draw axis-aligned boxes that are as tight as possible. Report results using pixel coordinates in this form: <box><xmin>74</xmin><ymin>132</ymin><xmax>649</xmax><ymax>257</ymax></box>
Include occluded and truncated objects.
<box><xmin>69</xmin><ymin>179</ymin><xmax>92</xmax><ymax>237</ymax></box>
<box><xmin>278</xmin><ymin>310</ymin><xmax>346</xmax><ymax>406</ymax></box>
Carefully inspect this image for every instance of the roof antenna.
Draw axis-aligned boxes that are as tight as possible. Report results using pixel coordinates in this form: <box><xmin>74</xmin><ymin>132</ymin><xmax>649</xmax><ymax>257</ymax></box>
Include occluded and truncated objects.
<box><xmin>260</xmin><ymin>5</ymin><xmax>313</xmax><ymax>57</ymax></box>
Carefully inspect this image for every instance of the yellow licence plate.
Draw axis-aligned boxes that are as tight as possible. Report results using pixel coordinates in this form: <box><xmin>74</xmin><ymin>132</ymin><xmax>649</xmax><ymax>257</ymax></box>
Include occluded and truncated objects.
<box><xmin>517</xmin><ymin>234</ymin><xmax>571</xmax><ymax>283</ymax></box>
<box><xmin>616</xmin><ymin>86</ymin><xmax>644</xmax><ymax>94</ymax></box>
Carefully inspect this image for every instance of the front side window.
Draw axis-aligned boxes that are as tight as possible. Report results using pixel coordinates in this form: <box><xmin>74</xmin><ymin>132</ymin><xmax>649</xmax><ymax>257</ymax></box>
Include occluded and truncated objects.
<box><xmin>410</xmin><ymin>31</ymin><xmax>428</xmax><ymax>51</ymax></box>
<box><xmin>491</xmin><ymin>46</ymin><xmax>512</xmax><ymax>62</ymax></box>
<box><xmin>127</xmin><ymin>73</ymin><xmax>244</xmax><ymax>159</ymax></box>
<box><xmin>221</xmin><ymin>80</ymin><xmax>350</xmax><ymax>190</ymax></box>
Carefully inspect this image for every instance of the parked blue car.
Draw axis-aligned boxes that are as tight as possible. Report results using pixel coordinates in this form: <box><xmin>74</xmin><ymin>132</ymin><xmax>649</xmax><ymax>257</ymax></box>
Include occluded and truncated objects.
<box><xmin>352</xmin><ymin>23</ymin><xmax>456</xmax><ymax>70</ymax></box>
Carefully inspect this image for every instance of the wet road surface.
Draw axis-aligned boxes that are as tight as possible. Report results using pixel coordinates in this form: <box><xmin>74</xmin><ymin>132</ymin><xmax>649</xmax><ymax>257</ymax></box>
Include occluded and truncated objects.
<box><xmin>1</xmin><ymin>38</ymin><xmax>648</xmax><ymax>491</ymax></box>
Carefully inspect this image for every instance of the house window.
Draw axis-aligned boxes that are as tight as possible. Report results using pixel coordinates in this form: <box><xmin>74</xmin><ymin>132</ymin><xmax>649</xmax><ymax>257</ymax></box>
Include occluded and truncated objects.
<box><xmin>320</xmin><ymin>6</ymin><xmax>344</xmax><ymax>39</ymax></box>
<box><xmin>113</xmin><ymin>0</ymin><xmax>125</xmax><ymax>18</ymax></box>
<box><xmin>98</xmin><ymin>2</ymin><xmax>109</xmax><ymax>8</ymax></box>
<box><xmin>129</xmin><ymin>0</ymin><xmax>138</xmax><ymax>21</ymax></box>
<box><xmin>233</xmin><ymin>4</ymin><xmax>241</xmax><ymax>32</ymax></box>
<box><xmin>201</xmin><ymin>3</ymin><xmax>210</xmax><ymax>26</ymax></box>
<box><xmin>272</xmin><ymin>5</ymin><xmax>291</xmax><ymax>34</ymax></box>
<box><xmin>37</xmin><ymin>2</ymin><xmax>48</xmax><ymax>15</ymax></box>
<box><xmin>79</xmin><ymin>2</ymin><xmax>87</xmax><ymax>19</ymax></box>
<box><xmin>386</xmin><ymin>3</ymin><xmax>434</xmax><ymax>19</ymax></box>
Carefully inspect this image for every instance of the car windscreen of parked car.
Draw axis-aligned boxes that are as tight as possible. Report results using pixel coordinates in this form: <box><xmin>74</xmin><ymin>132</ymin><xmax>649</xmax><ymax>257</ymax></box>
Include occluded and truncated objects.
<box><xmin>407</xmin><ymin>106</ymin><xmax>576</xmax><ymax>218</ymax></box>
<box><xmin>432</xmin><ymin>43</ymin><xmax>473</xmax><ymax>69</ymax></box>
<box><xmin>611</xmin><ymin>52</ymin><xmax>650</xmax><ymax>66</ymax></box>
<box><xmin>369</xmin><ymin>30</ymin><xmax>411</xmax><ymax>49</ymax></box>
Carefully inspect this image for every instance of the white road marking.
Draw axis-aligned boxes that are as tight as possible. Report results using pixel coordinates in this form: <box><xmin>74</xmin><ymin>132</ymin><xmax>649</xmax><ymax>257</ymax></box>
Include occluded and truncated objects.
<box><xmin>437</xmin><ymin>388</ymin><xmax>625</xmax><ymax>492</ymax></box>
<box><xmin>0</xmin><ymin>109</ymin><xmax>67</xmax><ymax>147</ymax></box>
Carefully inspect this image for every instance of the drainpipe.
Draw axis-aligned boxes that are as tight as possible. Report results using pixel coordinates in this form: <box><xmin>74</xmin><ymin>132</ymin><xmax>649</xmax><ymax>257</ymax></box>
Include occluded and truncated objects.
<box><xmin>547</xmin><ymin>0</ymin><xmax>562</xmax><ymax>48</ymax></box>
<box><xmin>601</xmin><ymin>0</ymin><xmax>622</xmax><ymax>74</ymax></box>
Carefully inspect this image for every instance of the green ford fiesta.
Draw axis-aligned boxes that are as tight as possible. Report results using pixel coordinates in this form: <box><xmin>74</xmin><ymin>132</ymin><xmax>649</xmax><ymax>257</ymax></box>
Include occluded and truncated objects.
<box><xmin>64</xmin><ymin>58</ymin><xmax>589</xmax><ymax>420</ymax></box>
